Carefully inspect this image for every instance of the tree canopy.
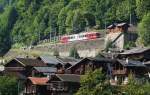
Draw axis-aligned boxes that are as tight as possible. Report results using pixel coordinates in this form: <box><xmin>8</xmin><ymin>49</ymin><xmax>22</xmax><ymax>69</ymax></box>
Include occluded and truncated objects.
<box><xmin>0</xmin><ymin>76</ymin><xmax>18</xmax><ymax>95</ymax></box>
<box><xmin>137</xmin><ymin>13</ymin><xmax>150</xmax><ymax>46</ymax></box>
<box><xmin>0</xmin><ymin>0</ymin><xmax>149</xmax><ymax>54</ymax></box>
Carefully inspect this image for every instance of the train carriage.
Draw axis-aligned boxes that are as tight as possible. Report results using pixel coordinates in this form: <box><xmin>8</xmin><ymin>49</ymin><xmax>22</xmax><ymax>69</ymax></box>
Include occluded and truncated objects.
<box><xmin>60</xmin><ymin>32</ymin><xmax>101</xmax><ymax>43</ymax></box>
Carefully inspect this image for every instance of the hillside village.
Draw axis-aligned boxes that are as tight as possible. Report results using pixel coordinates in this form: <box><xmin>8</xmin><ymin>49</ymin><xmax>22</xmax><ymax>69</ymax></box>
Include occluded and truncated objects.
<box><xmin>0</xmin><ymin>23</ymin><xmax>150</xmax><ymax>95</ymax></box>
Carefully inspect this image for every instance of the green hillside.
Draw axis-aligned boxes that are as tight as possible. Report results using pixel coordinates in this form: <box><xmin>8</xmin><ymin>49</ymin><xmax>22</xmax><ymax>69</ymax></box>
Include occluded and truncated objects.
<box><xmin>0</xmin><ymin>0</ymin><xmax>149</xmax><ymax>56</ymax></box>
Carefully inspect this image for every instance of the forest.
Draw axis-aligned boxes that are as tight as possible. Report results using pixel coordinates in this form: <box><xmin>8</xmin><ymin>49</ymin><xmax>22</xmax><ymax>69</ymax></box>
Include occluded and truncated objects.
<box><xmin>0</xmin><ymin>0</ymin><xmax>149</xmax><ymax>55</ymax></box>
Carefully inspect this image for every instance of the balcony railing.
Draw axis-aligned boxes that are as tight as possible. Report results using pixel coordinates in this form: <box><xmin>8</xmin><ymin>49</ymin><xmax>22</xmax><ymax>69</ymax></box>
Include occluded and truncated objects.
<box><xmin>5</xmin><ymin>67</ymin><xmax>25</xmax><ymax>71</ymax></box>
<box><xmin>47</xmin><ymin>82</ymin><xmax>68</xmax><ymax>91</ymax></box>
<box><xmin>112</xmin><ymin>69</ymin><xmax>127</xmax><ymax>75</ymax></box>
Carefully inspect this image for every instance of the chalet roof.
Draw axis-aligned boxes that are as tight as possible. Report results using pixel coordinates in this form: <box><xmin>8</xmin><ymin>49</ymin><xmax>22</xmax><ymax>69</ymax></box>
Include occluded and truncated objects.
<box><xmin>15</xmin><ymin>58</ymin><xmax>47</xmax><ymax>67</ymax></box>
<box><xmin>119</xmin><ymin>47</ymin><xmax>150</xmax><ymax>55</ymax></box>
<box><xmin>88</xmin><ymin>57</ymin><xmax>115</xmax><ymax>63</ymax></box>
<box><xmin>57</xmin><ymin>57</ymin><xmax>79</xmax><ymax>63</ymax></box>
<box><xmin>117</xmin><ymin>59</ymin><xmax>146</xmax><ymax>67</ymax></box>
<box><xmin>57</xmin><ymin>57</ymin><xmax>80</xmax><ymax>65</ymax></box>
<box><xmin>38</xmin><ymin>55</ymin><xmax>61</xmax><ymax>65</ymax></box>
<box><xmin>116</xmin><ymin>23</ymin><xmax>130</xmax><ymax>27</ymax></box>
<box><xmin>56</xmin><ymin>74</ymin><xmax>80</xmax><ymax>83</ymax></box>
<box><xmin>107</xmin><ymin>24</ymin><xmax>116</xmax><ymax>29</ymax></box>
<box><xmin>38</xmin><ymin>56</ymin><xmax>80</xmax><ymax>66</ymax></box>
<box><xmin>28</xmin><ymin>77</ymin><xmax>49</xmax><ymax>85</ymax></box>
<box><xmin>33</xmin><ymin>67</ymin><xmax>57</xmax><ymax>73</ymax></box>
<box><xmin>68</xmin><ymin>57</ymin><xmax>115</xmax><ymax>70</ymax></box>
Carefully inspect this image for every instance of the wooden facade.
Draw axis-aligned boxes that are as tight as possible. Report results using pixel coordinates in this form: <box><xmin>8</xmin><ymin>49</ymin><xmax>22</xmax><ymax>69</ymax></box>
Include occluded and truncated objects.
<box><xmin>67</xmin><ymin>58</ymin><xmax>114</xmax><ymax>75</ymax></box>
<box><xmin>24</xmin><ymin>74</ymin><xmax>80</xmax><ymax>95</ymax></box>
<box><xmin>111</xmin><ymin>59</ymin><xmax>148</xmax><ymax>85</ymax></box>
<box><xmin>24</xmin><ymin>77</ymin><xmax>49</xmax><ymax>95</ymax></box>
<box><xmin>4</xmin><ymin>58</ymin><xmax>47</xmax><ymax>79</ymax></box>
<box><xmin>118</xmin><ymin>47</ymin><xmax>150</xmax><ymax>61</ymax></box>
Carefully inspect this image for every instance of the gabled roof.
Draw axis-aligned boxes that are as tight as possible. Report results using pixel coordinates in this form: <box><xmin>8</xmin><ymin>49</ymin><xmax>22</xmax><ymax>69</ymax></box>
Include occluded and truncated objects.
<box><xmin>116</xmin><ymin>23</ymin><xmax>130</xmax><ymax>27</ymax></box>
<box><xmin>38</xmin><ymin>55</ymin><xmax>61</xmax><ymax>65</ymax></box>
<box><xmin>119</xmin><ymin>47</ymin><xmax>150</xmax><ymax>55</ymax></box>
<box><xmin>16</xmin><ymin>58</ymin><xmax>47</xmax><ymax>67</ymax></box>
<box><xmin>107</xmin><ymin>24</ymin><xmax>116</xmax><ymax>29</ymax></box>
<box><xmin>5</xmin><ymin>58</ymin><xmax>47</xmax><ymax>67</ymax></box>
<box><xmin>38</xmin><ymin>56</ymin><xmax>80</xmax><ymax>66</ymax></box>
<box><xmin>57</xmin><ymin>57</ymin><xmax>80</xmax><ymax>65</ymax></box>
<box><xmin>33</xmin><ymin>67</ymin><xmax>57</xmax><ymax>73</ymax></box>
<box><xmin>56</xmin><ymin>74</ymin><xmax>80</xmax><ymax>83</ymax></box>
<box><xmin>68</xmin><ymin>57</ymin><xmax>115</xmax><ymax>70</ymax></box>
<box><xmin>28</xmin><ymin>77</ymin><xmax>49</xmax><ymax>85</ymax></box>
<box><xmin>117</xmin><ymin>59</ymin><xmax>146</xmax><ymax>67</ymax></box>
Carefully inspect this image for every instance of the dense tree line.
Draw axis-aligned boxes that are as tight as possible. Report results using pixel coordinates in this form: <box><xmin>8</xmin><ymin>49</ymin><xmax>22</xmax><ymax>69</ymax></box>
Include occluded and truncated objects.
<box><xmin>0</xmin><ymin>0</ymin><xmax>149</xmax><ymax>55</ymax></box>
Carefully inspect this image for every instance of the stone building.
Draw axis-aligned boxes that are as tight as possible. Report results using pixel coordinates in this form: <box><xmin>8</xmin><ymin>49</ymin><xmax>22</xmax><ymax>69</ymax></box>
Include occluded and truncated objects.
<box><xmin>105</xmin><ymin>23</ymin><xmax>137</xmax><ymax>50</ymax></box>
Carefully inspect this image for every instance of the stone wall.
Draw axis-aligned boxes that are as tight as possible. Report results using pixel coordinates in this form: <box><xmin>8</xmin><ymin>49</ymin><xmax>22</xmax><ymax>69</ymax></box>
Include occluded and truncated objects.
<box><xmin>33</xmin><ymin>38</ymin><xmax>105</xmax><ymax>57</ymax></box>
<box><xmin>105</xmin><ymin>32</ymin><xmax>138</xmax><ymax>50</ymax></box>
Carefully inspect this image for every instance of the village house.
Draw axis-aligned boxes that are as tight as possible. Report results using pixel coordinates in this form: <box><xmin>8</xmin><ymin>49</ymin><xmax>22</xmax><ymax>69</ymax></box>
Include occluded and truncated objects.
<box><xmin>24</xmin><ymin>74</ymin><xmax>80</xmax><ymax>95</ymax></box>
<box><xmin>24</xmin><ymin>77</ymin><xmax>49</xmax><ymax>95</ymax></box>
<box><xmin>110</xmin><ymin>59</ymin><xmax>148</xmax><ymax>85</ymax></box>
<box><xmin>47</xmin><ymin>74</ymin><xmax>80</xmax><ymax>95</ymax></box>
<box><xmin>4</xmin><ymin>58</ymin><xmax>47</xmax><ymax>79</ymax></box>
<box><xmin>37</xmin><ymin>55</ymin><xmax>79</xmax><ymax>74</ymax></box>
<box><xmin>67</xmin><ymin>57</ymin><xmax>115</xmax><ymax>75</ymax></box>
<box><xmin>117</xmin><ymin>47</ymin><xmax>150</xmax><ymax>61</ymax></box>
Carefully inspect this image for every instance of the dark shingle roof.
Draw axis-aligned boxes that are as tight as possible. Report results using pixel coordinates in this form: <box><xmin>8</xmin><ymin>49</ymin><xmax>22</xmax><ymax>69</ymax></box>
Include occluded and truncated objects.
<box><xmin>68</xmin><ymin>57</ymin><xmax>115</xmax><ymax>70</ymax></box>
<box><xmin>33</xmin><ymin>67</ymin><xmax>57</xmax><ymax>73</ymax></box>
<box><xmin>57</xmin><ymin>57</ymin><xmax>80</xmax><ymax>65</ymax></box>
<box><xmin>15</xmin><ymin>58</ymin><xmax>47</xmax><ymax>67</ymax></box>
<box><xmin>56</xmin><ymin>74</ymin><xmax>80</xmax><ymax>83</ymax></box>
<box><xmin>117</xmin><ymin>59</ymin><xmax>146</xmax><ymax>67</ymax></box>
<box><xmin>120</xmin><ymin>47</ymin><xmax>150</xmax><ymax>55</ymax></box>
<box><xmin>57</xmin><ymin>57</ymin><xmax>79</xmax><ymax>63</ymax></box>
<box><xmin>38</xmin><ymin>56</ymin><xmax>80</xmax><ymax>66</ymax></box>
<box><xmin>116</xmin><ymin>23</ymin><xmax>129</xmax><ymax>27</ymax></box>
<box><xmin>38</xmin><ymin>55</ymin><xmax>61</xmax><ymax>65</ymax></box>
<box><xmin>107</xmin><ymin>24</ymin><xmax>116</xmax><ymax>29</ymax></box>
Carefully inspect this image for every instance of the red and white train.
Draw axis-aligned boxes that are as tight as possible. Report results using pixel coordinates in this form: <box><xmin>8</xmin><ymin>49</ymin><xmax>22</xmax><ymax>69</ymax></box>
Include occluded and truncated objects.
<box><xmin>60</xmin><ymin>32</ymin><xmax>101</xmax><ymax>43</ymax></box>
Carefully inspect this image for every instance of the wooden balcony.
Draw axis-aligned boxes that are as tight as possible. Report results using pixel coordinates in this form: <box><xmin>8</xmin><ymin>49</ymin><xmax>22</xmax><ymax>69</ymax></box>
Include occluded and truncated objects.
<box><xmin>112</xmin><ymin>69</ymin><xmax>127</xmax><ymax>75</ymax></box>
<box><xmin>5</xmin><ymin>67</ymin><xmax>25</xmax><ymax>71</ymax></box>
<box><xmin>47</xmin><ymin>82</ymin><xmax>68</xmax><ymax>91</ymax></box>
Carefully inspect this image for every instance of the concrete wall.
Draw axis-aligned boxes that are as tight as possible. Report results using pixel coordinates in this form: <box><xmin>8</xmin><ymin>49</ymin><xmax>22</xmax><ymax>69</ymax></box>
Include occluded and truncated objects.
<box><xmin>34</xmin><ymin>38</ymin><xmax>105</xmax><ymax>57</ymax></box>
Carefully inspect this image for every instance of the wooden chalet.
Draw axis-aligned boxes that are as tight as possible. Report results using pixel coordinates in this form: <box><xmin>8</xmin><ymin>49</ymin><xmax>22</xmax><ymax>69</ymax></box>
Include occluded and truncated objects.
<box><xmin>37</xmin><ymin>56</ymin><xmax>79</xmax><ymax>74</ymax></box>
<box><xmin>24</xmin><ymin>74</ymin><xmax>80</xmax><ymax>95</ymax></box>
<box><xmin>24</xmin><ymin>77</ymin><xmax>49</xmax><ymax>95</ymax></box>
<box><xmin>111</xmin><ymin>59</ymin><xmax>148</xmax><ymax>85</ymax></box>
<box><xmin>67</xmin><ymin>57</ymin><xmax>115</xmax><ymax>75</ymax></box>
<box><xmin>56</xmin><ymin>57</ymin><xmax>79</xmax><ymax>69</ymax></box>
<box><xmin>4</xmin><ymin>58</ymin><xmax>47</xmax><ymax>79</ymax></box>
<box><xmin>118</xmin><ymin>47</ymin><xmax>150</xmax><ymax>61</ymax></box>
<box><xmin>47</xmin><ymin>74</ymin><xmax>80</xmax><ymax>95</ymax></box>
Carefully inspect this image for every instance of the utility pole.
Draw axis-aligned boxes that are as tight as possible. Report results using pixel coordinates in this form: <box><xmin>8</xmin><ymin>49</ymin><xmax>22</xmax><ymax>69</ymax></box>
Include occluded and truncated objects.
<box><xmin>130</xmin><ymin>13</ymin><xmax>132</xmax><ymax>24</ymax></box>
<box><xmin>38</xmin><ymin>31</ymin><xmax>40</xmax><ymax>43</ymax></box>
<box><xmin>105</xmin><ymin>21</ymin><xmax>107</xmax><ymax>31</ymax></box>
